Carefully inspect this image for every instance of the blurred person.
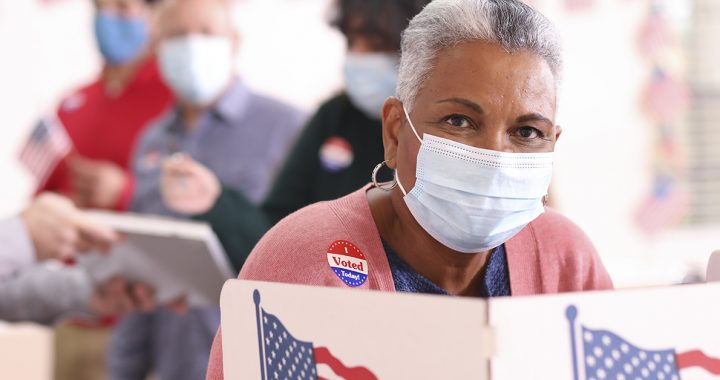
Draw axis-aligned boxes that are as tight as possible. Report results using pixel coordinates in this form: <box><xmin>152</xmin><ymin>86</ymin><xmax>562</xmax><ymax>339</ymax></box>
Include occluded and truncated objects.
<box><xmin>206</xmin><ymin>1</ymin><xmax>614</xmax><ymax>376</ymax></box>
<box><xmin>0</xmin><ymin>193</ymin><xmax>153</xmax><ymax>323</ymax></box>
<box><xmin>39</xmin><ymin>0</ymin><xmax>173</xmax><ymax>210</ymax></box>
<box><xmin>22</xmin><ymin>2</ymin><xmax>172</xmax><ymax>377</ymax></box>
<box><xmin>107</xmin><ymin>0</ymin><xmax>306</xmax><ymax>379</ymax></box>
<box><xmin>0</xmin><ymin>193</ymin><xmax>117</xmax><ymax>277</ymax></box>
<box><xmin>162</xmin><ymin>0</ymin><xmax>430</xmax><ymax>271</ymax></box>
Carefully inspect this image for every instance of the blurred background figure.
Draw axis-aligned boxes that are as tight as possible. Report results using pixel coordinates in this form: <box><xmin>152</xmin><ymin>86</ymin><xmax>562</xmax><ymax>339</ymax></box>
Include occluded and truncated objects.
<box><xmin>162</xmin><ymin>0</ymin><xmax>430</xmax><ymax>273</ymax></box>
<box><xmin>9</xmin><ymin>1</ymin><xmax>172</xmax><ymax>378</ymax></box>
<box><xmin>0</xmin><ymin>193</ymin><xmax>152</xmax><ymax>379</ymax></box>
<box><xmin>108</xmin><ymin>0</ymin><xmax>306</xmax><ymax>379</ymax></box>
<box><xmin>39</xmin><ymin>0</ymin><xmax>172</xmax><ymax>211</ymax></box>
<box><xmin>0</xmin><ymin>193</ymin><xmax>116</xmax><ymax>278</ymax></box>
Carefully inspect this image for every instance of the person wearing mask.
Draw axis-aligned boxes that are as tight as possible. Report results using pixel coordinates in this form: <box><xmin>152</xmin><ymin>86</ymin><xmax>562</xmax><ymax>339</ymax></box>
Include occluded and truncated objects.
<box><xmin>206</xmin><ymin>0</ymin><xmax>614</xmax><ymax>377</ymax></box>
<box><xmin>160</xmin><ymin>0</ymin><xmax>430</xmax><ymax>272</ymax></box>
<box><xmin>39</xmin><ymin>0</ymin><xmax>173</xmax><ymax>210</ymax></box>
<box><xmin>0</xmin><ymin>193</ymin><xmax>152</xmax><ymax>323</ymax></box>
<box><xmin>107</xmin><ymin>0</ymin><xmax>306</xmax><ymax>378</ymax></box>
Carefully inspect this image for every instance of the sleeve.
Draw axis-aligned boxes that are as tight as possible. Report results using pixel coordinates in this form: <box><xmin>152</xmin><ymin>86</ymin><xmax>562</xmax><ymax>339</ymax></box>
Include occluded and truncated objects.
<box><xmin>205</xmin><ymin>329</ymin><xmax>225</xmax><ymax>380</ymax></box>
<box><xmin>0</xmin><ymin>217</ymin><xmax>36</xmax><ymax>279</ymax></box>
<box><xmin>106</xmin><ymin>313</ymin><xmax>155</xmax><ymax>380</ymax></box>
<box><xmin>0</xmin><ymin>264</ymin><xmax>93</xmax><ymax>324</ymax></box>
<box><xmin>193</xmin><ymin>187</ymin><xmax>273</xmax><ymax>272</ymax></box>
<box><xmin>582</xmin><ymin>246</ymin><xmax>614</xmax><ymax>291</ymax></box>
<box><xmin>112</xmin><ymin>171</ymin><xmax>135</xmax><ymax>211</ymax></box>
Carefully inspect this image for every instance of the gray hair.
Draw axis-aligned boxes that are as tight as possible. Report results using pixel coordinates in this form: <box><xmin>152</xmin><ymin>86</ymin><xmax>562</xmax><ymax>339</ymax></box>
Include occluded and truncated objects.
<box><xmin>397</xmin><ymin>0</ymin><xmax>562</xmax><ymax>109</ymax></box>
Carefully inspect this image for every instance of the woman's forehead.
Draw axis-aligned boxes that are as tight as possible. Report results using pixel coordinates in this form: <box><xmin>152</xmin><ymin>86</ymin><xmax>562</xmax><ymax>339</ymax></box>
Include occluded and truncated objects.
<box><xmin>416</xmin><ymin>41</ymin><xmax>557</xmax><ymax>114</ymax></box>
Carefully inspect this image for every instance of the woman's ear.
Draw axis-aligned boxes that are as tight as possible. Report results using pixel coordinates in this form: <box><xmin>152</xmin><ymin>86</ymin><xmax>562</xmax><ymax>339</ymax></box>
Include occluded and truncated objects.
<box><xmin>381</xmin><ymin>97</ymin><xmax>404</xmax><ymax>169</ymax></box>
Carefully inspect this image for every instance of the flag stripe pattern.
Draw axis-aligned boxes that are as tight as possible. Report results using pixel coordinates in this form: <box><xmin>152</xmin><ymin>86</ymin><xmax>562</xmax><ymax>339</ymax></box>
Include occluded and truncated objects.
<box><xmin>19</xmin><ymin>116</ymin><xmax>71</xmax><ymax>185</ymax></box>
<box><xmin>314</xmin><ymin>347</ymin><xmax>377</xmax><ymax>380</ymax></box>
<box><xmin>582</xmin><ymin>327</ymin><xmax>680</xmax><ymax>380</ymax></box>
<box><xmin>676</xmin><ymin>350</ymin><xmax>720</xmax><ymax>375</ymax></box>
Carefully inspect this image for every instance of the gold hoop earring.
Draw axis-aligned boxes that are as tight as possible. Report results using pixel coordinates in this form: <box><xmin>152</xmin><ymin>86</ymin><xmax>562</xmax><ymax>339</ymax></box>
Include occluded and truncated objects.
<box><xmin>371</xmin><ymin>161</ymin><xmax>397</xmax><ymax>191</ymax></box>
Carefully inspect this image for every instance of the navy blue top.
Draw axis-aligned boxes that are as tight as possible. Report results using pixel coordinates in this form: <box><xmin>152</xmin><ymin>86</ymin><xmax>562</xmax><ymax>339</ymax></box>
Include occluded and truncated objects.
<box><xmin>383</xmin><ymin>241</ymin><xmax>511</xmax><ymax>297</ymax></box>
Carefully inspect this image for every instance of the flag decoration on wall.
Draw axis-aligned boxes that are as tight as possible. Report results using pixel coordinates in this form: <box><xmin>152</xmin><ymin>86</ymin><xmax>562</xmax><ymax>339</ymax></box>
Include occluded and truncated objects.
<box><xmin>566</xmin><ymin>305</ymin><xmax>720</xmax><ymax>379</ymax></box>
<box><xmin>634</xmin><ymin>0</ymin><xmax>690</xmax><ymax>234</ymax></box>
<box><xmin>253</xmin><ymin>290</ymin><xmax>377</xmax><ymax>380</ymax></box>
<box><xmin>19</xmin><ymin>116</ymin><xmax>72</xmax><ymax>186</ymax></box>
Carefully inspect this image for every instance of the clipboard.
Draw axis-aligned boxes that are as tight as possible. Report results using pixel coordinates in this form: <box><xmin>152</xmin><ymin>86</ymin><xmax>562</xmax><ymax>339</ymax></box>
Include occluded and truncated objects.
<box><xmin>76</xmin><ymin>211</ymin><xmax>236</xmax><ymax>307</ymax></box>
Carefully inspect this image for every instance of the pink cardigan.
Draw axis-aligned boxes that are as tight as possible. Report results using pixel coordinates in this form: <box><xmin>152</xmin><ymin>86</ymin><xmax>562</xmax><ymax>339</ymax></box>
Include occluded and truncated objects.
<box><xmin>206</xmin><ymin>185</ymin><xmax>613</xmax><ymax>379</ymax></box>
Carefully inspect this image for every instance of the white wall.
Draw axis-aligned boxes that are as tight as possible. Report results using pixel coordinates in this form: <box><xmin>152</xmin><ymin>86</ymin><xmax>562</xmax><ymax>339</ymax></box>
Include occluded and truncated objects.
<box><xmin>1</xmin><ymin>0</ymin><xmax>717</xmax><ymax>288</ymax></box>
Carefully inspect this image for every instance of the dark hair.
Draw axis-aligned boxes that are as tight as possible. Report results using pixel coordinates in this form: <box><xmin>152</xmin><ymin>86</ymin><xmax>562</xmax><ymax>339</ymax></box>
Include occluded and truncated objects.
<box><xmin>331</xmin><ymin>0</ymin><xmax>431</xmax><ymax>52</ymax></box>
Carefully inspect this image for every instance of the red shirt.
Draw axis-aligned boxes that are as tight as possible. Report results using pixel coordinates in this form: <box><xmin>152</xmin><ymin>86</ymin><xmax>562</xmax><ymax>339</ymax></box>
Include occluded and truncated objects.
<box><xmin>40</xmin><ymin>57</ymin><xmax>173</xmax><ymax>210</ymax></box>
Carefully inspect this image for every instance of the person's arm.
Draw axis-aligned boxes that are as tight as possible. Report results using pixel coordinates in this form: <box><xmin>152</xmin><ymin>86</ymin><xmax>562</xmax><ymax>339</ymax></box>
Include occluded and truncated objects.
<box><xmin>194</xmin><ymin>187</ymin><xmax>272</xmax><ymax>271</ymax></box>
<box><xmin>0</xmin><ymin>217</ymin><xmax>36</xmax><ymax>278</ymax></box>
<box><xmin>0</xmin><ymin>265</ymin><xmax>92</xmax><ymax>324</ymax></box>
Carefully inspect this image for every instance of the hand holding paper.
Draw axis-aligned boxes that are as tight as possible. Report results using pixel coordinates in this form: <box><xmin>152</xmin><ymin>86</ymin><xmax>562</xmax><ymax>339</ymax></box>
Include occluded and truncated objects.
<box><xmin>21</xmin><ymin>193</ymin><xmax>119</xmax><ymax>262</ymax></box>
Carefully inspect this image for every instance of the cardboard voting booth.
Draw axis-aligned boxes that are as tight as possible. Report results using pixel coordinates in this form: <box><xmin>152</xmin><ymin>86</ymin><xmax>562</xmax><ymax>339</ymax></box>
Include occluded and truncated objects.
<box><xmin>221</xmin><ymin>280</ymin><xmax>720</xmax><ymax>380</ymax></box>
<box><xmin>77</xmin><ymin>211</ymin><xmax>235</xmax><ymax>307</ymax></box>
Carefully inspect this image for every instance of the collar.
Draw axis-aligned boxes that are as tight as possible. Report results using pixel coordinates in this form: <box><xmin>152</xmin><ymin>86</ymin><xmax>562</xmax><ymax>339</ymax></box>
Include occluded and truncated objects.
<box><xmin>166</xmin><ymin>78</ymin><xmax>250</xmax><ymax>133</ymax></box>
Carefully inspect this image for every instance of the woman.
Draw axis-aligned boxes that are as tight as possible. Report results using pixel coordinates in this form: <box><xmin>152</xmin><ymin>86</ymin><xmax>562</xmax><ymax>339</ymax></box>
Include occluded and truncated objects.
<box><xmin>161</xmin><ymin>0</ymin><xmax>430</xmax><ymax>271</ymax></box>
<box><xmin>206</xmin><ymin>0</ymin><xmax>612</xmax><ymax>376</ymax></box>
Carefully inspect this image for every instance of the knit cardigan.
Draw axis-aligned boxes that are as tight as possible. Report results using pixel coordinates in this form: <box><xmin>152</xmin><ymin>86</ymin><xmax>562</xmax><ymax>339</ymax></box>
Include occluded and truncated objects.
<box><xmin>205</xmin><ymin>185</ymin><xmax>613</xmax><ymax>379</ymax></box>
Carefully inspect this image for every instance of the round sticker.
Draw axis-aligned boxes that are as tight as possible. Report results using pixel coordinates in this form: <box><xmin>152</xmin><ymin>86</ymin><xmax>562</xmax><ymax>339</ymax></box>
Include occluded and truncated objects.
<box><xmin>319</xmin><ymin>137</ymin><xmax>354</xmax><ymax>173</ymax></box>
<box><xmin>327</xmin><ymin>240</ymin><xmax>368</xmax><ymax>287</ymax></box>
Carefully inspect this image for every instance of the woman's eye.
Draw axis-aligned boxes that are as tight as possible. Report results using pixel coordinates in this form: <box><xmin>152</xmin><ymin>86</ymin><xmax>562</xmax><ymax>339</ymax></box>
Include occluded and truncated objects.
<box><xmin>444</xmin><ymin>115</ymin><xmax>472</xmax><ymax>129</ymax></box>
<box><xmin>516</xmin><ymin>126</ymin><xmax>542</xmax><ymax>139</ymax></box>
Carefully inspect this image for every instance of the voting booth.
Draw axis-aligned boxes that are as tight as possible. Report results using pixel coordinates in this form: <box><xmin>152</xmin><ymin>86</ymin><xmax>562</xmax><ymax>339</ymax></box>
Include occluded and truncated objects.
<box><xmin>221</xmin><ymin>280</ymin><xmax>720</xmax><ymax>380</ymax></box>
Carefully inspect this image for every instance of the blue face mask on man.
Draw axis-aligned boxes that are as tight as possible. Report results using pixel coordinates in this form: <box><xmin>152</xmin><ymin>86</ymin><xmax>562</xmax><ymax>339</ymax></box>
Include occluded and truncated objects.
<box><xmin>94</xmin><ymin>12</ymin><xmax>148</xmax><ymax>65</ymax></box>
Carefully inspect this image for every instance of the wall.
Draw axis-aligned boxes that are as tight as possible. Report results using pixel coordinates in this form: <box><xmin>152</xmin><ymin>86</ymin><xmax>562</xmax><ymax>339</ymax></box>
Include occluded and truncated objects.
<box><xmin>1</xmin><ymin>0</ymin><xmax>718</xmax><ymax>288</ymax></box>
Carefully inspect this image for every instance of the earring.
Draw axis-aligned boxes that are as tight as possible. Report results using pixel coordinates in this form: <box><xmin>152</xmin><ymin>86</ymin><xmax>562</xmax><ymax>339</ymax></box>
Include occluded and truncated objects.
<box><xmin>371</xmin><ymin>161</ymin><xmax>398</xmax><ymax>191</ymax></box>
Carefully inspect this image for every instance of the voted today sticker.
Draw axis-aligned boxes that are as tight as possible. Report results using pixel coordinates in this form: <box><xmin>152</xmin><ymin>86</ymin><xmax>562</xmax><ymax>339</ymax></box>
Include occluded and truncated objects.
<box><xmin>327</xmin><ymin>240</ymin><xmax>368</xmax><ymax>287</ymax></box>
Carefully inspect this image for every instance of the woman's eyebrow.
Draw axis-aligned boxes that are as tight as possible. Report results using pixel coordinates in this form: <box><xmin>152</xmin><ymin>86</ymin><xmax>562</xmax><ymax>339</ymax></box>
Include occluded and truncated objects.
<box><xmin>436</xmin><ymin>97</ymin><xmax>484</xmax><ymax>115</ymax></box>
<box><xmin>516</xmin><ymin>113</ymin><xmax>553</xmax><ymax>125</ymax></box>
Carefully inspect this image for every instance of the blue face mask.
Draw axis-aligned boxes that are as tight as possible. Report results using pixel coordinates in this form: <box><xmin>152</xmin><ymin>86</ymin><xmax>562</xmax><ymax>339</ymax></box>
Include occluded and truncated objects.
<box><xmin>94</xmin><ymin>12</ymin><xmax>148</xmax><ymax>65</ymax></box>
<box><xmin>343</xmin><ymin>53</ymin><xmax>399</xmax><ymax>120</ymax></box>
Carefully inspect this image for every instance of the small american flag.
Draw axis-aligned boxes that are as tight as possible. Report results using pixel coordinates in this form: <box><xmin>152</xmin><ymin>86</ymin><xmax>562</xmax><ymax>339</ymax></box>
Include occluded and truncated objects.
<box><xmin>581</xmin><ymin>326</ymin><xmax>681</xmax><ymax>379</ymax></box>
<box><xmin>19</xmin><ymin>116</ymin><xmax>72</xmax><ymax>186</ymax></box>
<box><xmin>254</xmin><ymin>290</ymin><xmax>377</xmax><ymax>380</ymax></box>
<box><xmin>635</xmin><ymin>176</ymin><xmax>688</xmax><ymax>234</ymax></box>
<box><xmin>568</xmin><ymin>305</ymin><xmax>720</xmax><ymax>380</ymax></box>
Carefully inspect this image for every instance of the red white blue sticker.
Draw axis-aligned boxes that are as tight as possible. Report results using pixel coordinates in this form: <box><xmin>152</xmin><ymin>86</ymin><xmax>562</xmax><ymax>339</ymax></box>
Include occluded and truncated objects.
<box><xmin>327</xmin><ymin>240</ymin><xmax>367</xmax><ymax>287</ymax></box>
<box><xmin>319</xmin><ymin>137</ymin><xmax>354</xmax><ymax>172</ymax></box>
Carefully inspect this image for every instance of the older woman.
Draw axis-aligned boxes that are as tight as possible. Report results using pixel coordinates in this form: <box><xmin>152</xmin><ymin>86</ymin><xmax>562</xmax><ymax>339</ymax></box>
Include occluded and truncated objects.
<box><xmin>206</xmin><ymin>0</ymin><xmax>612</xmax><ymax>377</ymax></box>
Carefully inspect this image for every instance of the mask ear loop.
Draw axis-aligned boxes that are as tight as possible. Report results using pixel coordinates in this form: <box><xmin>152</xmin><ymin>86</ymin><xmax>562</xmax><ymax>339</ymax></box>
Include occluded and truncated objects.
<box><xmin>372</xmin><ymin>105</ymin><xmax>421</xmax><ymax>194</ymax></box>
<box><xmin>394</xmin><ymin>105</ymin><xmax>423</xmax><ymax>196</ymax></box>
<box><xmin>402</xmin><ymin>106</ymin><xmax>423</xmax><ymax>143</ymax></box>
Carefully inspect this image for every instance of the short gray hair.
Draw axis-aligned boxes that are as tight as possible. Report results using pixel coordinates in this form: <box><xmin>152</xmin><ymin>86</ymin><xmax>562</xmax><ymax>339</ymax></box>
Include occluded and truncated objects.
<box><xmin>397</xmin><ymin>0</ymin><xmax>562</xmax><ymax>109</ymax></box>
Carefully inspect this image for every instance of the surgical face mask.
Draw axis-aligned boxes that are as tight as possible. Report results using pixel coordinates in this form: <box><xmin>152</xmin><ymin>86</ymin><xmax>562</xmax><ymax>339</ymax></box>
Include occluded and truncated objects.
<box><xmin>395</xmin><ymin>106</ymin><xmax>553</xmax><ymax>253</ymax></box>
<box><xmin>343</xmin><ymin>53</ymin><xmax>399</xmax><ymax>120</ymax></box>
<box><xmin>94</xmin><ymin>12</ymin><xmax>148</xmax><ymax>65</ymax></box>
<box><xmin>158</xmin><ymin>35</ymin><xmax>234</xmax><ymax>105</ymax></box>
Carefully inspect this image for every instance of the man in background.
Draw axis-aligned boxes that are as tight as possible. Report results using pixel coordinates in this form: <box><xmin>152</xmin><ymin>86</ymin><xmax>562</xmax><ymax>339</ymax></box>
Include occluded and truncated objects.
<box><xmin>107</xmin><ymin>0</ymin><xmax>306</xmax><ymax>378</ymax></box>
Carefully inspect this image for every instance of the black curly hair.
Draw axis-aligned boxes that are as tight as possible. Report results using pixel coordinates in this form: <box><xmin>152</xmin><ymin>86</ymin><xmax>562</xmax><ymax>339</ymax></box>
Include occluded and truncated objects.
<box><xmin>331</xmin><ymin>0</ymin><xmax>431</xmax><ymax>52</ymax></box>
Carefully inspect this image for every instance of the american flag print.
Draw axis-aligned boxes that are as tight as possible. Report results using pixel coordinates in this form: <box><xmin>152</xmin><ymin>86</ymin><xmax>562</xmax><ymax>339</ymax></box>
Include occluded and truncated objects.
<box><xmin>253</xmin><ymin>290</ymin><xmax>377</xmax><ymax>380</ymax></box>
<box><xmin>567</xmin><ymin>306</ymin><xmax>720</xmax><ymax>380</ymax></box>
<box><xmin>262</xmin><ymin>311</ymin><xmax>318</xmax><ymax>380</ymax></box>
<box><xmin>19</xmin><ymin>116</ymin><xmax>72</xmax><ymax>186</ymax></box>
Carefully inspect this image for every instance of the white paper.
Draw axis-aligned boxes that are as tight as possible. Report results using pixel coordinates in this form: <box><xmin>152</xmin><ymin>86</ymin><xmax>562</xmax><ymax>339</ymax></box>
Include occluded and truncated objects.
<box><xmin>77</xmin><ymin>211</ymin><xmax>236</xmax><ymax>307</ymax></box>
